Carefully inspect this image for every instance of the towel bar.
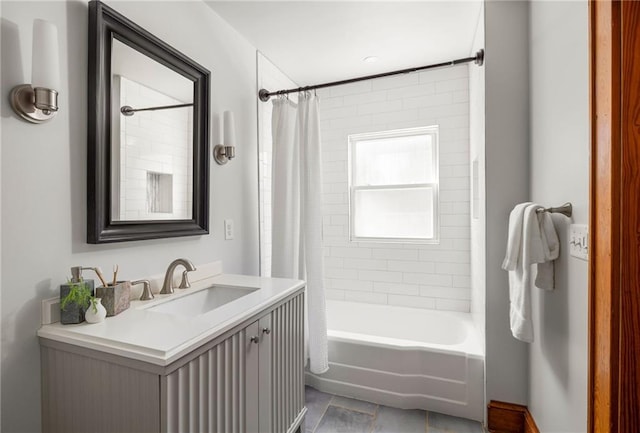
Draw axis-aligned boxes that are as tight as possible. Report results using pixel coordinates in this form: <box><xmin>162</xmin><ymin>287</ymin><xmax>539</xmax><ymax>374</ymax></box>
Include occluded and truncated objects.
<box><xmin>536</xmin><ymin>202</ymin><xmax>572</xmax><ymax>218</ymax></box>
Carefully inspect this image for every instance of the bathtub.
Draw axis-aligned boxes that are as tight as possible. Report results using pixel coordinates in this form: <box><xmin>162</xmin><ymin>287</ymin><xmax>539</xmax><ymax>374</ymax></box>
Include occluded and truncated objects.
<box><xmin>305</xmin><ymin>300</ymin><xmax>485</xmax><ymax>421</ymax></box>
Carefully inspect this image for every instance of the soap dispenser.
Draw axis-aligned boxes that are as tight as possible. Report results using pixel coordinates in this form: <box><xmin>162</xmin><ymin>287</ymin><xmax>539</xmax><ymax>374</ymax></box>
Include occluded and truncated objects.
<box><xmin>59</xmin><ymin>266</ymin><xmax>95</xmax><ymax>325</ymax></box>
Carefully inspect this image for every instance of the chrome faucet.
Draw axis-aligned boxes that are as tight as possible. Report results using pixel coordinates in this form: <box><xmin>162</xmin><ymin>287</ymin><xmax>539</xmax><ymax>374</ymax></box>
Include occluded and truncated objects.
<box><xmin>160</xmin><ymin>258</ymin><xmax>196</xmax><ymax>294</ymax></box>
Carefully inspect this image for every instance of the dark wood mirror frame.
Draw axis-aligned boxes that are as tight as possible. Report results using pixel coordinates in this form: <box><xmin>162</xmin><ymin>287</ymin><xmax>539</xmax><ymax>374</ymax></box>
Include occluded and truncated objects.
<box><xmin>87</xmin><ymin>0</ymin><xmax>210</xmax><ymax>243</ymax></box>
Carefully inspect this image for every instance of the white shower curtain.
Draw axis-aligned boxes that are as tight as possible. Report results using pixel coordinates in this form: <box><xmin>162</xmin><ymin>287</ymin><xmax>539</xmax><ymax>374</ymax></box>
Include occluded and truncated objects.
<box><xmin>271</xmin><ymin>93</ymin><xmax>329</xmax><ymax>374</ymax></box>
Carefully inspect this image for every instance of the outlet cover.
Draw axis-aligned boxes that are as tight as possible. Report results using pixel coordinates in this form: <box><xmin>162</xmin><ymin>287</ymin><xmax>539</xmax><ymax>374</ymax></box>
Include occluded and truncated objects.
<box><xmin>569</xmin><ymin>224</ymin><xmax>588</xmax><ymax>261</ymax></box>
<box><xmin>224</xmin><ymin>219</ymin><xmax>234</xmax><ymax>240</ymax></box>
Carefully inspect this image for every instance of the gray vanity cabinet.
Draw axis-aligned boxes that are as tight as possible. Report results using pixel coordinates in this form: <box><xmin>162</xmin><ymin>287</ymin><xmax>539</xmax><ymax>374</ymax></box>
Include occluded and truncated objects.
<box><xmin>162</xmin><ymin>292</ymin><xmax>306</xmax><ymax>433</ymax></box>
<box><xmin>40</xmin><ymin>290</ymin><xmax>305</xmax><ymax>433</ymax></box>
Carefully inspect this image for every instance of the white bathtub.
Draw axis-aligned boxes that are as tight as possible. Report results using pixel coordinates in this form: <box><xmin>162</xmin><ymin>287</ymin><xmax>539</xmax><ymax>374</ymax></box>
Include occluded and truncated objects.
<box><xmin>305</xmin><ymin>300</ymin><xmax>485</xmax><ymax>421</ymax></box>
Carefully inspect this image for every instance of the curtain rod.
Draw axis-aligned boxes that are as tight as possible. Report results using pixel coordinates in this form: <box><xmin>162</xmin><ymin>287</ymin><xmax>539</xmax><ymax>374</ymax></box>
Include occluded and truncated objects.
<box><xmin>259</xmin><ymin>49</ymin><xmax>484</xmax><ymax>102</ymax></box>
<box><xmin>120</xmin><ymin>103</ymin><xmax>193</xmax><ymax>116</ymax></box>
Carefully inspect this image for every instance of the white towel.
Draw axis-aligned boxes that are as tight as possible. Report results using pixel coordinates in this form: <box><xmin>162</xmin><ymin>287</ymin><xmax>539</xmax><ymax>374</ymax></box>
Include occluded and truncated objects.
<box><xmin>535</xmin><ymin>211</ymin><xmax>560</xmax><ymax>290</ymax></box>
<box><xmin>502</xmin><ymin>202</ymin><xmax>532</xmax><ymax>271</ymax></box>
<box><xmin>503</xmin><ymin>203</ymin><xmax>559</xmax><ymax>343</ymax></box>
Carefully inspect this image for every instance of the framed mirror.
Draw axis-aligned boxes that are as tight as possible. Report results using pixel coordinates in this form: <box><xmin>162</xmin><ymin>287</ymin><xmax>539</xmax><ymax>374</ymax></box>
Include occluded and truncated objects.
<box><xmin>87</xmin><ymin>0</ymin><xmax>210</xmax><ymax>243</ymax></box>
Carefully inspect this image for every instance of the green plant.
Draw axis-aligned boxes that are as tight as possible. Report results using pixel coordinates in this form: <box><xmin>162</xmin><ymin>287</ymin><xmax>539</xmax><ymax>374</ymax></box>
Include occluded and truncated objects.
<box><xmin>89</xmin><ymin>296</ymin><xmax>99</xmax><ymax>314</ymax></box>
<box><xmin>61</xmin><ymin>280</ymin><xmax>92</xmax><ymax>311</ymax></box>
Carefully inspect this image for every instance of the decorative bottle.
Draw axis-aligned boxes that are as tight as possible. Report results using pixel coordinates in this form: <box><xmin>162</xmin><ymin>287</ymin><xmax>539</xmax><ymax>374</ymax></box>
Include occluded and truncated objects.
<box><xmin>85</xmin><ymin>298</ymin><xmax>107</xmax><ymax>324</ymax></box>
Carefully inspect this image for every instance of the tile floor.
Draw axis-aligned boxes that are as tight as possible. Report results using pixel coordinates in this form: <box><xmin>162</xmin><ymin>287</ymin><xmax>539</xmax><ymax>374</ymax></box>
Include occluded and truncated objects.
<box><xmin>304</xmin><ymin>386</ymin><xmax>485</xmax><ymax>433</ymax></box>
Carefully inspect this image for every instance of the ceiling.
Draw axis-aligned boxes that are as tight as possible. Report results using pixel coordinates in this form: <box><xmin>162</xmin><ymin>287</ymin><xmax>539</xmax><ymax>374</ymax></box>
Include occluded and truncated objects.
<box><xmin>206</xmin><ymin>1</ymin><xmax>483</xmax><ymax>86</ymax></box>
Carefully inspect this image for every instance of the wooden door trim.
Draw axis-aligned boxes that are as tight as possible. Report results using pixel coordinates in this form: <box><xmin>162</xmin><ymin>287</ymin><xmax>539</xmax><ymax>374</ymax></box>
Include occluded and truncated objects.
<box><xmin>589</xmin><ymin>1</ymin><xmax>621</xmax><ymax>431</ymax></box>
<box><xmin>617</xmin><ymin>2</ymin><xmax>640</xmax><ymax>430</ymax></box>
<box><xmin>589</xmin><ymin>0</ymin><xmax>640</xmax><ymax>430</ymax></box>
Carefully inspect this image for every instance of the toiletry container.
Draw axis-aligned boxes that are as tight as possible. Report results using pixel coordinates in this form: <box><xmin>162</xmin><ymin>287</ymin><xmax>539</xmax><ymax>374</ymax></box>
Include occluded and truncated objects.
<box><xmin>60</xmin><ymin>279</ymin><xmax>95</xmax><ymax>325</ymax></box>
<box><xmin>96</xmin><ymin>281</ymin><xmax>131</xmax><ymax>316</ymax></box>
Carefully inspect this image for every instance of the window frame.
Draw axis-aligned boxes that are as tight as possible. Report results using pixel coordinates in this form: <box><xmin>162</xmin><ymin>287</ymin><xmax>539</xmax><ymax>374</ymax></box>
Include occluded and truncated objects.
<box><xmin>348</xmin><ymin>126</ymin><xmax>440</xmax><ymax>244</ymax></box>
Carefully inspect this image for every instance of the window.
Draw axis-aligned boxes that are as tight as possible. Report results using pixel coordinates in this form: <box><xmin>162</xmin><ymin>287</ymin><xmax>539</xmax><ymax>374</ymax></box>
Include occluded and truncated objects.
<box><xmin>348</xmin><ymin>126</ymin><xmax>439</xmax><ymax>243</ymax></box>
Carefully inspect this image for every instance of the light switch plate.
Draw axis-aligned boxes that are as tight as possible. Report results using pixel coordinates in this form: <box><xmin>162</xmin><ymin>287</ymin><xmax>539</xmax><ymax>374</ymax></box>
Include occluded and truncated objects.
<box><xmin>569</xmin><ymin>224</ymin><xmax>588</xmax><ymax>261</ymax></box>
<box><xmin>224</xmin><ymin>219</ymin><xmax>234</xmax><ymax>240</ymax></box>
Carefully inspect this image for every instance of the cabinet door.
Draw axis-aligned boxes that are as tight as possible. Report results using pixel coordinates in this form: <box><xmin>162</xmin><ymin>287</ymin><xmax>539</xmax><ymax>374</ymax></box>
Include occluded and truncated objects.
<box><xmin>161</xmin><ymin>291</ymin><xmax>305</xmax><ymax>433</ymax></box>
<box><xmin>163</xmin><ymin>321</ymin><xmax>259</xmax><ymax>433</ymax></box>
<box><xmin>258</xmin><ymin>313</ymin><xmax>273</xmax><ymax>432</ymax></box>
<box><xmin>245</xmin><ymin>320</ymin><xmax>261</xmax><ymax>433</ymax></box>
<box><xmin>262</xmin><ymin>292</ymin><xmax>306</xmax><ymax>433</ymax></box>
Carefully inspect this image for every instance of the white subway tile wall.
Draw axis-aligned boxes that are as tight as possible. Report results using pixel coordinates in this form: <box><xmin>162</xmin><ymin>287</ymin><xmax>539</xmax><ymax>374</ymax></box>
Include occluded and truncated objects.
<box><xmin>319</xmin><ymin>64</ymin><xmax>471</xmax><ymax>312</ymax></box>
<box><xmin>117</xmin><ymin>76</ymin><xmax>193</xmax><ymax>220</ymax></box>
<box><xmin>257</xmin><ymin>60</ymin><xmax>471</xmax><ymax>313</ymax></box>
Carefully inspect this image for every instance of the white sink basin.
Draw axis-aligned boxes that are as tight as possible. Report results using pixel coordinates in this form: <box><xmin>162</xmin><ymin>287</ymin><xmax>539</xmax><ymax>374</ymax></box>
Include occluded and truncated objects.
<box><xmin>147</xmin><ymin>285</ymin><xmax>258</xmax><ymax>317</ymax></box>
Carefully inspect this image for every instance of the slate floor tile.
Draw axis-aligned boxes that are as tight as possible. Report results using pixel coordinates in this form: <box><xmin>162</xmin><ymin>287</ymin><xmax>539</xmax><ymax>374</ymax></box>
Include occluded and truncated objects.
<box><xmin>330</xmin><ymin>395</ymin><xmax>378</xmax><ymax>415</ymax></box>
<box><xmin>373</xmin><ymin>405</ymin><xmax>427</xmax><ymax>433</ymax></box>
<box><xmin>305</xmin><ymin>387</ymin><xmax>485</xmax><ymax>433</ymax></box>
<box><xmin>428</xmin><ymin>411</ymin><xmax>484</xmax><ymax>433</ymax></box>
<box><xmin>314</xmin><ymin>406</ymin><xmax>375</xmax><ymax>433</ymax></box>
<box><xmin>304</xmin><ymin>386</ymin><xmax>332</xmax><ymax>432</ymax></box>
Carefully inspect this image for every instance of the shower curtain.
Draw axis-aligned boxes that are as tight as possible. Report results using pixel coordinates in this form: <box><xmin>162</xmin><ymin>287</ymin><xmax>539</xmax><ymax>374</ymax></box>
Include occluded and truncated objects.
<box><xmin>271</xmin><ymin>92</ymin><xmax>329</xmax><ymax>374</ymax></box>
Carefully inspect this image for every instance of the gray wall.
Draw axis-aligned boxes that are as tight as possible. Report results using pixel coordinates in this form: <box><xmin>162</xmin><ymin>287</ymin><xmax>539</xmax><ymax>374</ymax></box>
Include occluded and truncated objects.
<box><xmin>484</xmin><ymin>0</ymin><xmax>530</xmax><ymax>405</ymax></box>
<box><xmin>0</xmin><ymin>1</ymin><xmax>260</xmax><ymax>431</ymax></box>
<box><xmin>528</xmin><ymin>1</ymin><xmax>589</xmax><ymax>432</ymax></box>
<box><xmin>484</xmin><ymin>1</ymin><xmax>589</xmax><ymax>424</ymax></box>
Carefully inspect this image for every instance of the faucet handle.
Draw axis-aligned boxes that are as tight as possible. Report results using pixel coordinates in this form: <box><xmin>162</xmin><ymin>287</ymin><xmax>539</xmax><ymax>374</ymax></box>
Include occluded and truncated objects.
<box><xmin>131</xmin><ymin>279</ymin><xmax>153</xmax><ymax>301</ymax></box>
<box><xmin>178</xmin><ymin>270</ymin><xmax>191</xmax><ymax>289</ymax></box>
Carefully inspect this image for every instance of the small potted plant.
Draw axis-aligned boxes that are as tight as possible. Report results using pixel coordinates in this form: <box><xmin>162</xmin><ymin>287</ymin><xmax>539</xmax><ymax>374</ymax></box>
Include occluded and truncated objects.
<box><xmin>60</xmin><ymin>279</ymin><xmax>93</xmax><ymax>324</ymax></box>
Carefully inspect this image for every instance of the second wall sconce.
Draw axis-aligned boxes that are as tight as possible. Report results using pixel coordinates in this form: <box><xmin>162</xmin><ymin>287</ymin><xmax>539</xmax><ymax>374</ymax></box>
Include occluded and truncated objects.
<box><xmin>10</xmin><ymin>19</ymin><xmax>60</xmax><ymax>124</ymax></box>
<box><xmin>214</xmin><ymin>110</ymin><xmax>236</xmax><ymax>165</ymax></box>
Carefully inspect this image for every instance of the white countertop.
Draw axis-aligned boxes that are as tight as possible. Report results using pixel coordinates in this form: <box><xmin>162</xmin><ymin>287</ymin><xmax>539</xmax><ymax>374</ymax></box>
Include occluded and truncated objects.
<box><xmin>37</xmin><ymin>273</ymin><xmax>305</xmax><ymax>366</ymax></box>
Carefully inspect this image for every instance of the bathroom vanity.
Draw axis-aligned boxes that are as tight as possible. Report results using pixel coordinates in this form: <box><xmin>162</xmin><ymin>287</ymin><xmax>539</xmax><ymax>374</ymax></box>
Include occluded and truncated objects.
<box><xmin>38</xmin><ymin>272</ymin><xmax>306</xmax><ymax>433</ymax></box>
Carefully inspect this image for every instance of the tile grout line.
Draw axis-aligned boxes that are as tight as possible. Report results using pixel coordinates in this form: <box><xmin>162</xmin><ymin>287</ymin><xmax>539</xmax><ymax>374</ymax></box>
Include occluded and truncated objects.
<box><xmin>311</xmin><ymin>395</ymin><xmax>335</xmax><ymax>433</ymax></box>
<box><xmin>328</xmin><ymin>401</ymin><xmax>378</xmax><ymax>417</ymax></box>
<box><xmin>366</xmin><ymin>403</ymin><xmax>379</xmax><ymax>433</ymax></box>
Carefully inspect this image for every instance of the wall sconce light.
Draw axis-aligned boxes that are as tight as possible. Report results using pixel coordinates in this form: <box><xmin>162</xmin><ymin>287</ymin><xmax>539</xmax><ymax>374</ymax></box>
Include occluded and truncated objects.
<box><xmin>214</xmin><ymin>110</ymin><xmax>236</xmax><ymax>165</ymax></box>
<box><xmin>10</xmin><ymin>19</ymin><xmax>60</xmax><ymax>124</ymax></box>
